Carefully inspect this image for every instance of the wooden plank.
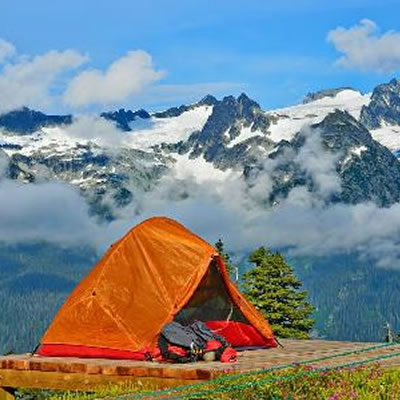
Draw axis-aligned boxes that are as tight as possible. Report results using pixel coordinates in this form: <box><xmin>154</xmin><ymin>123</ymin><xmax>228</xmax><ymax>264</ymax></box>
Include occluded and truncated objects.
<box><xmin>1</xmin><ymin>339</ymin><xmax>400</xmax><ymax>395</ymax></box>
<box><xmin>0</xmin><ymin>355</ymin><xmax>219</xmax><ymax>380</ymax></box>
<box><xmin>0</xmin><ymin>369</ymin><xmax>205</xmax><ymax>392</ymax></box>
<box><xmin>0</xmin><ymin>388</ymin><xmax>14</xmax><ymax>400</ymax></box>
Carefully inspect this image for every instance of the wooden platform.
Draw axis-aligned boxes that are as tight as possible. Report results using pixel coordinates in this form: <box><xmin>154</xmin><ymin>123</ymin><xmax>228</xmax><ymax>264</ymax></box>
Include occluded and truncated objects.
<box><xmin>1</xmin><ymin>339</ymin><xmax>400</xmax><ymax>397</ymax></box>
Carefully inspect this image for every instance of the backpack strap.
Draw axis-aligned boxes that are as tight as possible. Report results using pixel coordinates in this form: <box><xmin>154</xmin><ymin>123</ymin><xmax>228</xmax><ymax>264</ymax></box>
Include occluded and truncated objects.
<box><xmin>189</xmin><ymin>321</ymin><xmax>229</xmax><ymax>361</ymax></box>
<box><xmin>158</xmin><ymin>334</ymin><xmax>193</xmax><ymax>363</ymax></box>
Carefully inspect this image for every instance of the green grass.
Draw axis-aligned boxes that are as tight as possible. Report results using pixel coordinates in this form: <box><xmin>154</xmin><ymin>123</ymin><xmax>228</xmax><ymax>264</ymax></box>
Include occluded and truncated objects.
<box><xmin>16</xmin><ymin>382</ymin><xmax>154</xmax><ymax>400</ymax></box>
<box><xmin>15</xmin><ymin>363</ymin><xmax>400</xmax><ymax>400</ymax></box>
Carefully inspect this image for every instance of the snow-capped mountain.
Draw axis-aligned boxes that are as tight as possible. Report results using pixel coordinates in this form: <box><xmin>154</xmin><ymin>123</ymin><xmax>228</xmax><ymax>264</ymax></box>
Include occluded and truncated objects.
<box><xmin>2</xmin><ymin>79</ymin><xmax>400</xmax><ymax>219</ymax></box>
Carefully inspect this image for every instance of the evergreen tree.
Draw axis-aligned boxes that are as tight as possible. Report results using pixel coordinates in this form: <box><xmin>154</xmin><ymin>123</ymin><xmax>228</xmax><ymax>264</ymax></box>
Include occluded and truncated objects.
<box><xmin>215</xmin><ymin>238</ymin><xmax>234</xmax><ymax>277</ymax></box>
<box><xmin>242</xmin><ymin>247</ymin><xmax>314</xmax><ymax>339</ymax></box>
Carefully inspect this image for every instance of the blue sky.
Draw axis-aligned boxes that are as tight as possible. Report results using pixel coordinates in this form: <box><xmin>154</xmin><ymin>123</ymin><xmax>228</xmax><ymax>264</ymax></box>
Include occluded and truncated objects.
<box><xmin>1</xmin><ymin>0</ymin><xmax>400</xmax><ymax>112</ymax></box>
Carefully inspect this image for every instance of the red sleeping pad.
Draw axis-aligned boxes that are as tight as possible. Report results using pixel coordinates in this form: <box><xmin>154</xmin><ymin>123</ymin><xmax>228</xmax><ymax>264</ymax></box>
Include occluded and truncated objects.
<box><xmin>206</xmin><ymin>321</ymin><xmax>277</xmax><ymax>348</ymax></box>
<box><xmin>38</xmin><ymin>321</ymin><xmax>275</xmax><ymax>360</ymax></box>
<box><xmin>37</xmin><ymin>344</ymin><xmax>157</xmax><ymax>360</ymax></box>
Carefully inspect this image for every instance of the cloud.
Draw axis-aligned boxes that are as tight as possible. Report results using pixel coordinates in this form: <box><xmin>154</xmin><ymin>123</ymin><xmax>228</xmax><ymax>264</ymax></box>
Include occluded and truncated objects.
<box><xmin>129</xmin><ymin>173</ymin><xmax>400</xmax><ymax>270</ymax></box>
<box><xmin>2</xmin><ymin>123</ymin><xmax>400</xmax><ymax>269</ymax></box>
<box><xmin>0</xmin><ymin>48</ymin><xmax>88</xmax><ymax>113</ymax></box>
<box><xmin>0</xmin><ymin>149</ymin><xmax>9</xmax><ymax>177</ymax></box>
<box><xmin>63</xmin><ymin>50</ymin><xmax>165</xmax><ymax>107</ymax></box>
<box><xmin>293</xmin><ymin>128</ymin><xmax>342</xmax><ymax>198</ymax></box>
<box><xmin>0</xmin><ymin>39</ymin><xmax>16</xmax><ymax>63</ymax></box>
<box><xmin>63</xmin><ymin>115</ymin><xmax>126</xmax><ymax>147</ymax></box>
<box><xmin>116</xmin><ymin>127</ymin><xmax>400</xmax><ymax>269</ymax></box>
<box><xmin>327</xmin><ymin>19</ymin><xmax>400</xmax><ymax>73</ymax></box>
<box><xmin>0</xmin><ymin>180</ymin><xmax>102</xmax><ymax>246</ymax></box>
<box><xmin>0</xmin><ymin>42</ymin><xmax>240</xmax><ymax>112</ymax></box>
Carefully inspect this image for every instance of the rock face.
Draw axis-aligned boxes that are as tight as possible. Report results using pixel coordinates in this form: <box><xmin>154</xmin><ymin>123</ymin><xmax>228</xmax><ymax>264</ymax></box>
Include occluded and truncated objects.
<box><xmin>197</xmin><ymin>94</ymin><xmax>219</xmax><ymax>106</ymax></box>
<box><xmin>101</xmin><ymin>109</ymin><xmax>150</xmax><ymax>131</ymax></box>
<box><xmin>184</xmin><ymin>93</ymin><xmax>272</xmax><ymax>167</ymax></box>
<box><xmin>0</xmin><ymin>107</ymin><xmax>72</xmax><ymax>134</ymax></box>
<box><xmin>248</xmin><ymin>110</ymin><xmax>400</xmax><ymax>207</ymax></box>
<box><xmin>303</xmin><ymin>87</ymin><xmax>357</xmax><ymax>104</ymax></box>
<box><xmin>153</xmin><ymin>94</ymin><xmax>218</xmax><ymax>118</ymax></box>
<box><xmin>5</xmin><ymin>145</ymin><xmax>169</xmax><ymax>221</ymax></box>
<box><xmin>317</xmin><ymin>110</ymin><xmax>400</xmax><ymax>206</ymax></box>
<box><xmin>360</xmin><ymin>78</ymin><xmax>400</xmax><ymax>128</ymax></box>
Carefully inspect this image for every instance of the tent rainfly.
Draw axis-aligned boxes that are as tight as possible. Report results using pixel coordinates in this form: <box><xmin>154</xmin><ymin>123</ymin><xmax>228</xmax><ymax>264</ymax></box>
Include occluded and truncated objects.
<box><xmin>38</xmin><ymin>217</ymin><xmax>278</xmax><ymax>359</ymax></box>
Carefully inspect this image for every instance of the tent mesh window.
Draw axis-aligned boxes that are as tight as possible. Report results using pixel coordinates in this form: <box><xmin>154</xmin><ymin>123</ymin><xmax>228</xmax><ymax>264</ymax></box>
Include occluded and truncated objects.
<box><xmin>174</xmin><ymin>259</ymin><xmax>249</xmax><ymax>325</ymax></box>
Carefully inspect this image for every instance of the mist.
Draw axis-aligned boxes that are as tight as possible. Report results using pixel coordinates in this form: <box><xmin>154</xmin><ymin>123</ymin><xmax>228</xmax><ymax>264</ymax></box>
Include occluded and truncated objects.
<box><xmin>1</xmin><ymin>125</ymin><xmax>400</xmax><ymax>269</ymax></box>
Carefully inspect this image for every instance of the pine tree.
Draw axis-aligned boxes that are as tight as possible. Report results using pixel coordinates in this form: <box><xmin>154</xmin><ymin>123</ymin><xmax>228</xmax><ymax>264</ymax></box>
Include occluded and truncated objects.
<box><xmin>242</xmin><ymin>247</ymin><xmax>314</xmax><ymax>339</ymax></box>
<box><xmin>215</xmin><ymin>238</ymin><xmax>234</xmax><ymax>277</ymax></box>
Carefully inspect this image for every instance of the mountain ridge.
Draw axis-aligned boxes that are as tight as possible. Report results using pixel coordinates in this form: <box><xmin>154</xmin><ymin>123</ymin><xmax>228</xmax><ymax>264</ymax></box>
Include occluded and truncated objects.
<box><xmin>2</xmin><ymin>82</ymin><xmax>400</xmax><ymax>219</ymax></box>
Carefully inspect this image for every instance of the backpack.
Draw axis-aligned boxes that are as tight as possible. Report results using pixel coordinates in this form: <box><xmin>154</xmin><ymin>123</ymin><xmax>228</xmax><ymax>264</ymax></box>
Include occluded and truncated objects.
<box><xmin>158</xmin><ymin>321</ymin><xmax>229</xmax><ymax>363</ymax></box>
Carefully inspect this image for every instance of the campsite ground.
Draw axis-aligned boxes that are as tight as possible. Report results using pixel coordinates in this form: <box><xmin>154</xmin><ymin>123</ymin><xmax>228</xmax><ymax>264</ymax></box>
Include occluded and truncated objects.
<box><xmin>15</xmin><ymin>363</ymin><xmax>400</xmax><ymax>400</ymax></box>
<box><xmin>3</xmin><ymin>339</ymin><xmax>400</xmax><ymax>400</ymax></box>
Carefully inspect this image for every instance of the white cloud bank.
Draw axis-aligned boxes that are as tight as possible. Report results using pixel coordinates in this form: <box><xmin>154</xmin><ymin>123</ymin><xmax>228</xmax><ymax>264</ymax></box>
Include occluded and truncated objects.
<box><xmin>63</xmin><ymin>50</ymin><xmax>165</xmax><ymax>107</ymax></box>
<box><xmin>0</xmin><ymin>39</ymin><xmax>242</xmax><ymax>113</ymax></box>
<box><xmin>130</xmin><ymin>179</ymin><xmax>400</xmax><ymax>270</ymax></box>
<box><xmin>0</xmin><ymin>180</ymin><xmax>101</xmax><ymax>246</ymax></box>
<box><xmin>2</xmin><ymin>126</ymin><xmax>400</xmax><ymax>269</ymax></box>
<box><xmin>62</xmin><ymin>115</ymin><xmax>126</xmax><ymax>147</ymax></box>
<box><xmin>0</xmin><ymin>46</ymin><xmax>88</xmax><ymax>113</ymax></box>
<box><xmin>96</xmin><ymin>128</ymin><xmax>400</xmax><ymax>270</ymax></box>
<box><xmin>327</xmin><ymin>19</ymin><xmax>400</xmax><ymax>73</ymax></box>
<box><xmin>0</xmin><ymin>42</ymin><xmax>165</xmax><ymax>112</ymax></box>
<box><xmin>0</xmin><ymin>39</ymin><xmax>16</xmax><ymax>64</ymax></box>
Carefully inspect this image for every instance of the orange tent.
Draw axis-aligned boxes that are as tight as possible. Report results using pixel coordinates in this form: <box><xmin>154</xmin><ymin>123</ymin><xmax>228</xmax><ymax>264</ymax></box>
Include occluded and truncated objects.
<box><xmin>38</xmin><ymin>217</ymin><xmax>277</xmax><ymax>359</ymax></box>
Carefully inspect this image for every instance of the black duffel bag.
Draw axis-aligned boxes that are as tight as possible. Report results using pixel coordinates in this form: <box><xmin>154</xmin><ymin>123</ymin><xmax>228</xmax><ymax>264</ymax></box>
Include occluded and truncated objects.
<box><xmin>158</xmin><ymin>321</ymin><xmax>228</xmax><ymax>363</ymax></box>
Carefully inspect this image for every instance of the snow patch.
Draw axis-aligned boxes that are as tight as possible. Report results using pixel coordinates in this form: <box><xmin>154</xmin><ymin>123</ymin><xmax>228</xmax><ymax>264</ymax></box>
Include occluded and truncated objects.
<box><xmin>370</xmin><ymin>123</ymin><xmax>400</xmax><ymax>152</ymax></box>
<box><xmin>0</xmin><ymin>128</ymin><xmax>81</xmax><ymax>157</ymax></box>
<box><xmin>0</xmin><ymin>105</ymin><xmax>213</xmax><ymax>157</ymax></box>
<box><xmin>126</xmin><ymin>105</ymin><xmax>213</xmax><ymax>149</ymax></box>
<box><xmin>342</xmin><ymin>145</ymin><xmax>368</xmax><ymax>166</ymax></box>
<box><xmin>70</xmin><ymin>177</ymin><xmax>92</xmax><ymax>185</ymax></box>
<box><xmin>226</xmin><ymin>125</ymin><xmax>264</xmax><ymax>148</ymax></box>
<box><xmin>267</xmin><ymin>90</ymin><xmax>371</xmax><ymax>143</ymax></box>
<box><xmin>351</xmin><ymin>145</ymin><xmax>368</xmax><ymax>157</ymax></box>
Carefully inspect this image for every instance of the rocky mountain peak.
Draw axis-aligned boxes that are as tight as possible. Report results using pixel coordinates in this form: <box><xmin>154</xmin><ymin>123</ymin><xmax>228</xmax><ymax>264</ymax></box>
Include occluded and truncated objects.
<box><xmin>303</xmin><ymin>87</ymin><xmax>358</xmax><ymax>104</ymax></box>
<box><xmin>220</xmin><ymin>95</ymin><xmax>236</xmax><ymax>105</ymax></box>
<box><xmin>237</xmin><ymin>92</ymin><xmax>256</xmax><ymax>105</ymax></box>
<box><xmin>2</xmin><ymin>81</ymin><xmax>400</xmax><ymax>216</ymax></box>
<box><xmin>360</xmin><ymin>78</ymin><xmax>400</xmax><ymax>129</ymax></box>
<box><xmin>197</xmin><ymin>94</ymin><xmax>219</xmax><ymax>106</ymax></box>
<box><xmin>257</xmin><ymin>109</ymin><xmax>400</xmax><ymax>208</ymax></box>
<box><xmin>171</xmin><ymin>93</ymin><xmax>272</xmax><ymax>167</ymax></box>
<box><xmin>100</xmin><ymin>108</ymin><xmax>150</xmax><ymax>131</ymax></box>
<box><xmin>190</xmin><ymin>94</ymin><xmax>268</xmax><ymax>148</ymax></box>
<box><xmin>315</xmin><ymin>110</ymin><xmax>400</xmax><ymax>206</ymax></box>
<box><xmin>0</xmin><ymin>107</ymin><xmax>72</xmax><ymax>135</ymax></box>
<box><xmin>316</xmin><ymin>109</ymin><xmax>371</xmax><ymax>145</ymax></box>
<box><xmin>237</xmin><ymin>92</ymin><xmax>262</xmax><ymax>118</ymax></box>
